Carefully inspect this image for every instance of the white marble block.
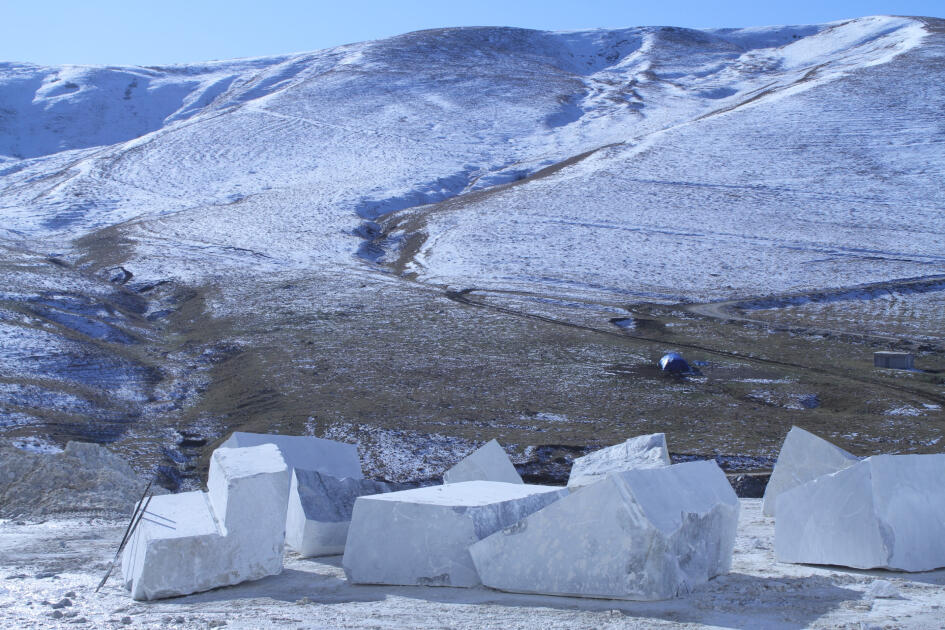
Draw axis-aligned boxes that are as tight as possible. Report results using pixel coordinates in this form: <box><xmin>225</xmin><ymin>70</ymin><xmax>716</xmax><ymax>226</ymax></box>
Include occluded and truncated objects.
<box><xmin>568</xmin><ymin>433</ymin><xmax>671</xmax><ymax>488</ymax></box>
<box><xmin>121</xmin><ymin>444</ymin><xmax>289</xmax><ymax>600</ymax></box>
<box><xmin>343</xmin><ymin>481</ymin><xmax>568</xmax><ymax>587</ymax></box>
<box><xmin>775</xmin><ymin>454</ymin><xmax>945</xmax><ymax>571</ymax></box>
<box><xmin>220</xmin><ymin>431</ymin><xmax>362</xmax><ymax>478</ymax></box>
<box><xmin>285</xmin><ymin>469</ymin><xmax>407</xmax><ymax>557</ymax></box>
<box><xmin>443</xmin><ymin>439</ymin><xmax>522</xmax><ymax>484</ymax></box>
<box><xmin>762</xmin><ymin>426</ymin><xmax>859</xmax><ymax>516</ymax></box>
<box><xmin>470</xmin><ymin>460</ymin><xmax>739</xmax><ymax>600</ymax></box>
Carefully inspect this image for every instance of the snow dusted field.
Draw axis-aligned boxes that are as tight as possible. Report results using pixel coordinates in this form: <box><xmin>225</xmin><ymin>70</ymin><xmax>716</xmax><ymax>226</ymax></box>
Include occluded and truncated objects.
<box><xmin>399</xmin><ymin>17</ymin><xmax>945</xmax><ymax>303</ymax></box>
<box><xmin>2</xmin><ymin>500</ymin><xmax>943</xmax><ymax>629</ymax></box>
<box><xmin>742</xmin><ymin>282</ymin><xmax>945</xmax><ymax>343</ymax></box>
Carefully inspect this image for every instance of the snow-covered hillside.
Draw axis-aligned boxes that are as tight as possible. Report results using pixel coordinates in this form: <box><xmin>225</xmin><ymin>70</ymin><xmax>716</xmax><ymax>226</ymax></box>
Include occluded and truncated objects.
<box><xmin>1</xmin><ymin>15</ymin><xmax>943</xmax><ymax>474</ymax></box>
<box><xmin>2</xmin><ymin>15</ymin><xmax>940</xmax><ymax>298</ymax></box>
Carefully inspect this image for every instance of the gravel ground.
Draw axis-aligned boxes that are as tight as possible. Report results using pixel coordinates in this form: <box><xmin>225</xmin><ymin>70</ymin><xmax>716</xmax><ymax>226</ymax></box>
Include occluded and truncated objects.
<box><xmin>1</xmin><ymin>500</ymin><xmax>943</xmax><ymax>629</ymax></box>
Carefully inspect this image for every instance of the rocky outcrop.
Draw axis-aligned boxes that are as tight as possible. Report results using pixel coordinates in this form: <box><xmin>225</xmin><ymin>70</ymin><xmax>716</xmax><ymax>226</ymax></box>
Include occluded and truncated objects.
<box><xmin>0</xmin><ymin>441</ymin><xmax>151</xmax><ymax>519</ymax></box>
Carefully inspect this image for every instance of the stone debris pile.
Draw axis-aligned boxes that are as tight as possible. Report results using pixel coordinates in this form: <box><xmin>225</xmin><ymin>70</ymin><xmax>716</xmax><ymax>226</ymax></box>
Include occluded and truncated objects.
<box><xmin>768</xmin><ymin>426</ymin><xmax>945</xmax><ymax>572</ymax></box>
<box><xmin>0</xmin><ymin>441</ymin><xmax>152</xmax><ymax>519</ymax></box>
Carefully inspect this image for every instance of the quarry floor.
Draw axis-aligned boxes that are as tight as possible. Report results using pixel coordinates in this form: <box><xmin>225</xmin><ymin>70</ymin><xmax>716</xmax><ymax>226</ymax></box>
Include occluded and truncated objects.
<box><xmin>1</xmin><ymin>500</ymin><xmax>943</xmax><ymax>629</ymax></box>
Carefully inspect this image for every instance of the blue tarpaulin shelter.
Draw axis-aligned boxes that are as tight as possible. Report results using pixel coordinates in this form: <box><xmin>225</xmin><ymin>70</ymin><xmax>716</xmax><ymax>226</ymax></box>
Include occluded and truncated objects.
<box><xmin>659</xmin><ymin>352</ymin><xmax>690</xmax><ymax>373</ymax></box>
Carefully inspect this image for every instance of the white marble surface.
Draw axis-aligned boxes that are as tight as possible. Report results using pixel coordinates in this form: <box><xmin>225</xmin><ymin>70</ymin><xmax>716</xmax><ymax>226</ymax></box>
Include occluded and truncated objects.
<box><xmin>121</xmin><ymin>444</ymin><xmax>289</xmax><ymax>600</ymax></box>
<box><xmin>775</xmin><ymin>454</ymin><xmax>945</xmax><ymax>571</ymax></box>
<box><xmin>285</xmin><ymin>469</ymin><xmax>405</xmax><ymax>557</ymax></box>
<box><xmin>342</xmin><ymin>481</ymin><xmax>567</xmax><ymax>587</ymax></box>
<box><xmin>471</xmin><ymin>460</ymin><xmax>739</xmax><ymax>600</ymax></box>
<box><xmin>762</xmin><ymin>426</ymin><xmax>859</xmax><ymax>516</ymax></box>
<box><xmin>443</xmin><ymin>439</ymin><xmax>523</xmax><ymax>485</ymax></box>
<box><xmin>567</xmin><ymin>433</ymin><xmax>671</xmax><ymax>488</ymax></box>
<box><xmin>220</xmin><ymin>432</ymin><xmax>362</xmax><ymax>479</ymax></box>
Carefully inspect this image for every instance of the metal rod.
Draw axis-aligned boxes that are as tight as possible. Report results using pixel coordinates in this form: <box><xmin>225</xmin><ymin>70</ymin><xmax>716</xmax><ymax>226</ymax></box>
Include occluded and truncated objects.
<box><xmin>114</xmin><ymin>481</ymin><xmax>152</xmax><ymax>553</ymax></box>
<box><xmin>96</xmin><ymin>480</ymin><xmax>154</xmax><ymax>593</ymax></box>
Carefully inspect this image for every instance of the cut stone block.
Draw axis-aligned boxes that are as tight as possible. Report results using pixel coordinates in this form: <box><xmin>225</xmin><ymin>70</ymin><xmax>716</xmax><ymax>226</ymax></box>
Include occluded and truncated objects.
<box><xmin>343</xmin><ymin>481</ymin><xmax>568</xmax><ymax>587</ymax></box>
<box><xmin>470</xmin><ymin>460</ymin><xmax>739</xmax><ymax>600</ymax></box>
<box><xmin>285</xmin><ymin>469</ymin><xmax>408</xmax><ymax>557</ymax></box>
<box><xmin>568</xmin><ymin>433</ymin><xmax>671</xmax><ymax>488</ymax></box>
<box><xmin>121</xmin><ymin>444</ymin><xmax>289</xmax><ymax>600</ymax></box>
<box><xmin>443</xmin><ymin>439</ymin><xmax>522</xmax><ymax>485</ymax></box>
<box><xmin>775</xmin><ymin>454</ymin><xmax>945</xmax><ymax>572</ymax></box>
<box><xmin>220</xmin><ymin>431</ymin><xmax>362</xmax><ymax>479</ymax></box>
<box><xmin>762</xmin><ymin>426</ymin><xmax>859</xmax><ymax>516</ymax></box>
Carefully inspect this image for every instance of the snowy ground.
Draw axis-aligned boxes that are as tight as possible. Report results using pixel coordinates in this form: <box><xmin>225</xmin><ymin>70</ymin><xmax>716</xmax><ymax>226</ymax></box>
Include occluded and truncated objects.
<box><xmin>743</xmin><ymin>286</ymin><xmax>945</xmax><ymax>343</ymax></box>
<box><xmin>1</xmin><ymin>500</ymin><xmax>943</xmax><ymax>629</ymax></box>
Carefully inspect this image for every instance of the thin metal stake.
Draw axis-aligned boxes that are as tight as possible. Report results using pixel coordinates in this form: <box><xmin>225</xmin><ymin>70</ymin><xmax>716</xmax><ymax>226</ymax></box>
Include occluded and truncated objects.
<box><xmin>96</xmin><ymin>481</ymin><xmax>154</xmax><ymax>593</ymax></box>
<box><xmin>114</xmin><ymin>481</ymin><xmax>152</xmax><ymax>553</ymax></box>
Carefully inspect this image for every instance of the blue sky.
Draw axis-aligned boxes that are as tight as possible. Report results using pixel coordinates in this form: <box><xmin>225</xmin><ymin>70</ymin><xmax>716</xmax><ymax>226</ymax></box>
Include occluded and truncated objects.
<box><xmin>2</xmin><ymin>0</ymin><xmax>942</xmax><ymax>66</ymax></box>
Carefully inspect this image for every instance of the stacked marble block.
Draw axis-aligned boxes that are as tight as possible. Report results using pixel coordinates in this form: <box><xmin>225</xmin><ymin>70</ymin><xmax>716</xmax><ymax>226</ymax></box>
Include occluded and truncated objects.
<box><xmin>221</xmin><ymin>432</ymin><xmax>384</xmax><ymax>558</ymax></box>
<box><xmin>766</xmin><ymin>426</ymin><xmax>945</xmax><ymax>571</ymax></box>
<box><xmin>472</xmin><ymin>460</ymin><xmax>739</xmax><ymax>600</ymax></box>
<box><xmin>343</xmin><ymin>439</ymin><xmax>542</xmax><ymax>585</ymax></box>
<box><xmin>121</xmin><ymin>432</ymin><xmax>383</xmax><ymax>600</ymax></box>
<box><xmin>343</xmin><ymin>434</ymin><xmax>740</xmax><ymax>600</ymax></box>
<box><xmin>121</xmin><ymin>444</ymin><xmax>289</xmax><ymax>600</ymax></box>
<box><xmin>287</xmin><ymin>471</ymin><xmax>407</xmax><ymax>557</ymax></box>
<box><xmin>224</xmin><ymin>432</ymin><xmax>419</xmax><ymax>559</ymax></box>
<box><xmin>122</xmin><ymin>432</ymin><xmax>740</xmax><ymax>601</ymax></box>
<box><xmin>567</xmin><ymin>432</ymin><xmax>672</xmax><ymax>488</ymax></box>
<box><xmin>343</xmin><ymin>481</ymin><xmax>568</xmax><ymax>587</ymax></box>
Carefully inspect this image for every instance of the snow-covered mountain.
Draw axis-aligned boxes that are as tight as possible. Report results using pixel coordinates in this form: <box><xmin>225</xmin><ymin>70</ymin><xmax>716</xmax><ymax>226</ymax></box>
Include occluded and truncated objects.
<box><xmin>3</xmin><ymin>16</ymin><xmax>940</xmax><ymax>294</ymax></box>
<box><xmin>1</xmin><ymin>16</ymin><xmax>943</xmax><ymax>473</ymax></box>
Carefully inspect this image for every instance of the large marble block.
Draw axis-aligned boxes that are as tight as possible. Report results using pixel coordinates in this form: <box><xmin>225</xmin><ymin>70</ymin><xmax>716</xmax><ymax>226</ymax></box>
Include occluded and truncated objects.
<box><xmin>470</xmin><ymin>460</ymin><xmax>739</xmax><ymax>600</ymax></box>
<box><xmin>220</xmin><ymin>431</ymin><xmax>362</xmax><ymax>479</ymax></box>
<box><xmin>121</xmin><ymin>445</ymin><xmax>289</xmax><ymax>600</ymax></box>
<box><xmin>568</xmin><ymin>433</ymin><xmax>671</xmax><ymax>488</ymax></box>
<box><xmin>285</xmin><ymin>469</ymin><xmax>407</xmax><ymax>557</ymax></box>
<box><xmin>443</xmin><ymin>439</ymin><xmax>522</xmax><ymax>484</ymax></box>
<box><xmin>343</xmin><ymin>481</ymin><xmax>567</xmax><ymax>587</ymax></box>
<box><xmin>763</xmin><ymin>426</ymin><xmax>859</xmax><ymax>516</ymax></box>
<box><xmin>775</xmin><ymin>454</ymin><xmax>945</xmax><ymax>571</ymax></box>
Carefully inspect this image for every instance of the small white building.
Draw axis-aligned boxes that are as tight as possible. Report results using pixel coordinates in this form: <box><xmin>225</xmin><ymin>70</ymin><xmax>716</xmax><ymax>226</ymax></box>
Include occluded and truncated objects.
<box><xmin>874</xmin><ymin>351</ymin><xmax>914</xmax><ymax>370</ymax></box>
